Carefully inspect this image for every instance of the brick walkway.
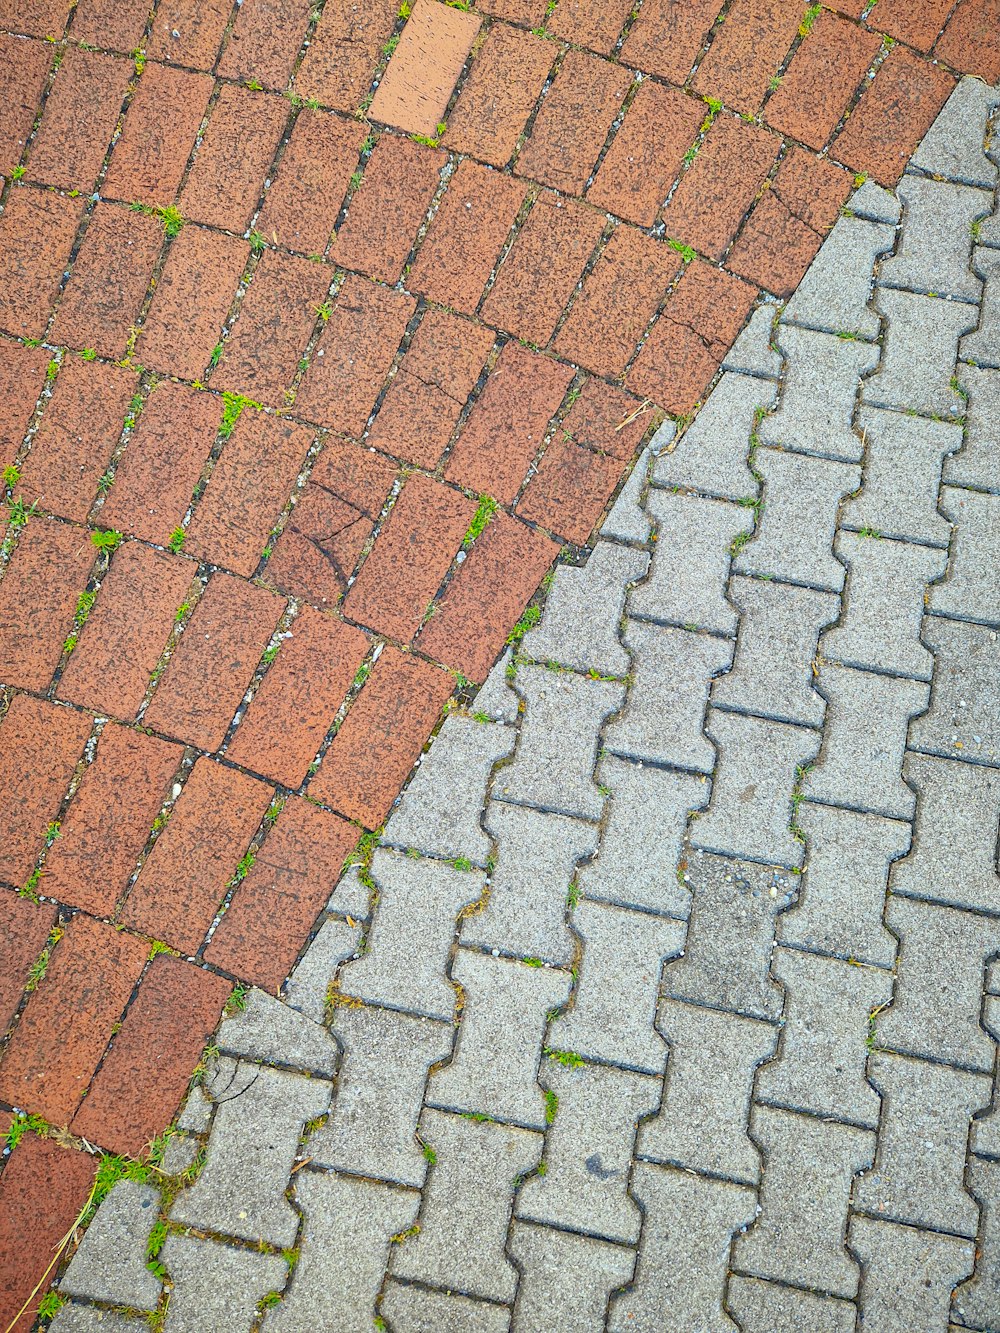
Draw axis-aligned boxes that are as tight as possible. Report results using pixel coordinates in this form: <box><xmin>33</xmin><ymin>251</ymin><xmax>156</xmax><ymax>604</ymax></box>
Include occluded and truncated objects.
<box><xmin>0</xmin><ymin>0</ymin><xmax>998</xmax><ymax>1327</ymax></box>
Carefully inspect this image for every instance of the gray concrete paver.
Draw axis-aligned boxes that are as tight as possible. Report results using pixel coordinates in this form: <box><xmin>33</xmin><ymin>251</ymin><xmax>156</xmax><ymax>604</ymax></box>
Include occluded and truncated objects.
<box><xmin>59</xmin><ymin>1180</ymin><xmax>162</xmax><ymax>1310</ymax></box>
<box><xmin>851</xmin><ymin>1217</ymin><xmax>976</xmax><ymax>1333</ymax></box>
<box><xmin>510</xmin><ymin>1222</ymin><xmax>635</xmax><ymax>1333</ymax></box>
<box><xmin>759</xmin><ymin>325</ymin><xmax>878</xmax><ymax>462</ymax></box>
<box><xmin>880</xmin><ymin>176</ymin><xmax>989</xmax><ymax>300</ymax></box>
<box><xmin>650</xmin><ymin>370</ymin><xmax>772</xmax><ymax>499</ymax></box>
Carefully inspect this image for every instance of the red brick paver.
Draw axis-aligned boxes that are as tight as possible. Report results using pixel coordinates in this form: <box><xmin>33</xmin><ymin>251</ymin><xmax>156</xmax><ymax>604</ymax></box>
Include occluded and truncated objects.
<box><xmin>0</xmin><ymin>188</ymin><xmax>85</xmax><ymax>339</ymax></box>
<box><xmin>217</xmin><ymin>0</ymin><xmax>314</xmax><ymax>90</ymax></box>
<box><xmin>25</xmin><ymin>47</ymin><xmax>132</xmax><ymax>191</ymax></box>
<box><xmin>0</xmin><ymin>34</ymin><xmax>52</xmax><ymax>173</ymax></box>
<box><xmin>548</xmin><ymin>0</ymin><xmax>634</xmax><ymax>54</ymax></box>
<box><xmin>936</xmin><ymin>0</ymin><xmax>1000</xmax><ymax>85</ymax></box>
<box><xmin>179</xmin><ymin>85</ymin><xmax>289</xmax><ymax>233</ymax></box>
<box><xmin>620</xmin><ymin>0</ymin><xmax>723</xmax><ymax>85</ymax></box>
<box><xmin>0</xmin><ymin>341</ymin><xmax>49</xmax><ymax>461</ymax></box>
<box><xmin>369</xmin><ymin>0</ymin><xmax>480</xmax><ymax>137</ymax></box>
<box><xmin>147</xmin><ymin>0</ymin><xmax>231</xmax><ymax>69</ymax></box>
<box><xmin>258</xmin><ymin>111</ymin><xmax>366</xmax><ymax>256</ymax></box>
<box><xmin>444</xmin><ymin>25</ymin><xmax>554</xmax><ymax>168</ymax></box>
<box><xmin>295</xmin><ymin>0</ymin><xmax>398</xmax><ymax>113</ymax></box>
<box><xmin>691</xmin><ymin>0</ymin><xmax>802</xmax><ymax>116</ymax></box>
<box><xmin>0</xmin><ymin>893</ymin><xmax>58</xmax><ymax>1037</ymax></box>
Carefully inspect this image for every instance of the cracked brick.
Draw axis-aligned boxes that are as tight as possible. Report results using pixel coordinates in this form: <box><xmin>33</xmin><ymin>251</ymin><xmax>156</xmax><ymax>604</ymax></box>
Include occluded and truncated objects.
<box><xmin>665</xmin><ymin>853</ymin><xmax>796</xmax><ymax>1021</ymax></box>
<box><xmin>217</xmin><ymin>988</ymin><xmax>340</xmax><ymax>1076</ymax></box>
<box><xmin>734</xmin><ymin>448</ymin><xmax>860</xmax><ymax>592</ymax></box>
<box><xmin>758</xmin><ymin>948</ymin><xmax>891</xmax><ymax>1127</ymax></box>
<box><xmin>650</xmin><ymin>370</ymin><xmax>774</xmax><ymax>501</ymax></box>
<box><xmin>340</xmin><ymin>849</ymin><xmax>481</xmax><ymax>1020</ymax></box>
<box><xmin>878</xmin><ymin>895</ymin><xmax>1000</xmax><ymax>1072</ymax></box>
<box><xmin>694</xmin><ymin>709</ymin><xmax>819</xmax><ymax>868</ymax></box>
<box><xmin>856</xmin><ymin>1051</ymin><xmax>990</xmax><ymax>1237</ymax></box>
<box><xmin>264</xmin><ymin>1171</ymin><xmax>417</xmax><ymax>1333</ymax></box>
<box><xmin>171</xmin><ymin>1060</ymin><xmax>331</xmax><ymax>1246</ymax></box>
<box><xmin>606</xmin><ymin>622</ymin><xmax>731</xmax><ymax>774</ymax></box>
<box><xmin>947</xmin><ymin>364</ymin><xmax>1000</xmax><ymax>492</ymax></box>
<box><xmin>728</xmin><ymin>1276</ymin><xmax>855</xmax><ymax>1333</ymax></box>
<box><xmin>865</xmin><ymin>288</ymin><xmax>976</xmax><ymax>418</ymax></box>
<box><xmin>638</xmin><ymin>997</ymin><xmax>776</xmax><ymax>1185</ymax></box>
<box><xmin>510</xmin><ymin>1222</ymin><xmax>635</xmax><ymax>1333</ymax></box>
<box><xmin>824</xmin><ymin>533</ymin><xmax>945</xmax><ymax>680</ymax></box>
<box><xmin>157</xmin><ymin>1234</ymin><xmax>287</xmax><ymax>1333</ymax></box>
<box><xmin>521</xmin><ymin>543</ymin><xmax>647</xmax><ymax>677</ymax></box>
<box><xmin>382</xmin><ymin>714</ymin><xmax>514</xmax><ymax>865</ymax></box>
<box><xmin>881</xmin><ymin>176</ymin><xmax>989</xmax><ymax>301</ymax></box>
<box><xmin>779</xmin><ymin>804</ymin><xmax>906</xmax><ymax>967</ymax></box>
<box><xmin>842</xmin><ymin>406</ymin><xmax>961</xmax><ymax>547</ymax></box>
<box><xmin>782</xmin><ymin>215</ymin><xmax>895</xmax><ymax>340</ymax></box>
<box><xmin>736</xmin><ymin>1105</ymin><xmax>874</xmax><ymax>1296</ymax></box>
<box><xmin>909</xmin><ymin>618</ymin><xmax>1000</xmax><ymax>764</ymax></box>
<box><xmin>803</xmin><ymin>664</ymin><xmax>930</xmax><ymax>819</ymax></box>
<box><xmin>517</xmin><ymin>1060</ymin><xmax>660</xmax><ymax>1243</ymax></box>
<box><xmin>495</xmin><ymin>665</ymin><xmax>623</xmax><ymax>820</ymax></box>
<box><xmin>760</xmin><ymin>326</ymin><xmax>877</xmax><ymax>463</ymax></box>
<box><xmin>892</xmin><ymin>753</ymin><xmax>1000</xmax><ymax>912</ymax></box>
<box><xmin>930</xmin><ymin>486</ymin><xmax>1000</xmax><ymax>626</ymax></box>
<box><xmin>59</xmin><ymin>1179</ymin><xmax>161</xmax><ymax>1310</ymax></box>
<box><xmin>577</xmin><ymin>755</ymin><xmax>705</xmax><ymax>917</ymax></box>
<box><xmin>607</xmin><ymin>1165</ymin><xmax>755</xmax><ymax>1333</ymax></box>
<box><xmin>631</xmin><ymin>490</ymin><xmax>752</xmax><ymax>634</ymax></box>
<box><xmin>462</xmin><ymin>802</ymin><xmax>596</xmax><ymax>966</ymax></box>
<box><xmin>308</xmin><ymin>1007</ymin><xmax>452</xmax><ymax>1187</ymax></box>
<box><xmin>550</xmin><ymin>901</ymin><xmax>685</xmax><ymax>1073</ymax></box>
<box><xmin>850</xmin><ymin>1216</ymin><xmax>976</xmax><ymax>1333</ymax></box>
<box><xmin>391</xmin><ymin>1108</ymin><xmax>541</xmax><ymax>1302</ymax></box>
<box><xmin>713</xmin><ymin>576</ymin><xmax>839</xmax><ymax>727</ymax></box>
<box><xmin>427</xmin><ymin>951</ymin><xmax>571</xmax><ymax>1128</ymax></box>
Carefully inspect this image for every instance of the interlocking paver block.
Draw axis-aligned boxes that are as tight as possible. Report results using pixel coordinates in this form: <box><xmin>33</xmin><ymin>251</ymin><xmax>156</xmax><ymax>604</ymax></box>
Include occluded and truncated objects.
<box><xmin>639</xmin><ymin>997</ymin><xmax>776</xmax><ymax>1185</ymax></box>
<box><xmin>515</xmin><ymin>48</ymin><xmax>631</xmax><ymax>196</ymax></box>
<box><xmin>955</xmin><ymin>1157</ymin><xmax>1000</xmax><ymax>1330</ymax></box>
<box><xmin>443</xmin><ymin>23</ymin><xmax>553</xmax><ymax>168</ymax></box>
<box><xmin>909</xmin><ymin>617</ymin><xmax>1000</xmax><ymax>764</ymax></box>
<box><xmin>824</xmin><ymin>533</ymin><xmax>945</xmax><ymax>680</ymax></box>
<box><xmin>551</xmin><ymin>900</ymin><xmax>686</xmax><ymax>1073</ymax></box>
<box><xmin>759</xmin><ymin>948</ymin><xmax>891</xmax><ymax>1126</ymax></box>
<box><xmin>179</xmin><ymin>85</ymin><xmax>288</xmax><ymax>233</ymax></box>
<box><xmin>172</xmin><ymin>1060</ymin><xmax>330</xmax><ymax>1246</ymax></box>
<box><xmin>264</xmin><ymin>1171</ymin><xmax>418</xmax><ymax>1333</ymax></box>
<box><xmin>850</xmin><ymin>1216</ymin><xmax>976</xmax><ymax>1333</ymax></box>
<box><xmin>910</xmin><ymin>76</ymin><xmax>1000</xmax><ymax>188</ymax></box>
<box><xmin>217</xmin><ymin>0</ymin><xmax>313</xmax><ymax>90</ymax></box>
<box><xmin>728</xmin><ymin>1276</ymin><xmax>856</xmax><ymax>1333</ymax></box>
<box><xmin>428</xmin><ymin>951</ymin><xmax>571</xmax><ymax>1128</ymax></box>
<box><xmin>930</xmin><ymin>486</ymin><xmax>1000</xmax><ymax>625</ymax></box>
<box><xmin>734</xmin><ymin>449</ymin><xmax>861</xmax><ymax>592</ymax></box>
<box><xmin>157</xmin><ymin>1234</ymin><xmax>287</xmax><ymax>1333</ymax></box>
<box><xmin>462</xmin><ymin>802</ymin><xmax>596</xmax><ymax>965</ymax></box>
<box><xmin>587</xmin><ymin>79</ymin><xmax>704</xmax><ymax>228</ymax></box>
<box><xmin>496</xmin><ymin>665</ymin><xmax>623</xmax><ymax>820</ymax></box>
<box><xmin>879</xmin><ymin>895</ymin><xmax>1000</xmax><ymax>1072</ymax></box>
<box><xmin>102</xmin><ymin>63</ymin><xmax>214</xmax><ymax>208</ymax></box>
<box><xmin>518</xmin><ymin>1059</ymin><xmax>659</xmax><ymax>1243</ymax></box>
<box><xmin>293</xmin><ymin>0</ymin><xmax>397</xmax><ymax>112</ymax></box>
<box><xmin>631</xmin><ymin>490</ymin><xmax>751</xmax><ymax>634</ymax></box>
<box><xmin>391</xmin><ymin>1108</ymin><xmax>541</xmax><ymax>1302</ymax></box>
<box><xmin>0</xmin><ymin>187</ymin><xmax>85</xmax><ymax>339</ymax></box>
<box><xmin>759</xmin><ymin>326</ymin><xmax>877</xmax><ymax>463</ymax></box>
<box><xmin>41</xmin><ymin>724</ymin><xmax>181</xmax><ymax>918</ymax></box>
<box><xmin>607</xmin><ymin>1164</ymin><xmax>755</xmax><ymax>1333</ymax></box>
<box><xmin>259</xmin><ymin>110</ymin><xmax>366</xmax><ymax>258</ymax></box>
<box><xmin>606</xmin><ymin>622</ymin><xmax>731</xmax><ymax>774</ymax></box>
<box><xmin>137</xmin><ymin>227</ymin><xmax>249</xmax><ymax>382</ymax></box>
<box><xmin>510</xmin><ymin>1222</ymin><xmax>635</xmax><ymax>1333</ymax></box>
<box><xmin>217</xmin><ymin>987</ymin><xmax>341</xmax><ymax>1076</ymax></box>
<box><xmin>893</xmin><ymin>753</ymin><xmax>1000</xmax><ymax>911</ymax></box>
<box><xmin>369</xmin><ymin>0</ymin><xmax>479</xmax><ymax>137</ymax></box>
<box><xmin>282</xmin><ymin>917</ymin><xmax>363</xmax><ymax>1024</ymax></box>
<box><xmin>964</xmin><ymin>245</ymin><xmax>1000</xmax><ymax>367</ymax></box>
<box><xmin>381</xmin><ymin>1282</ymin><xmax>511</xmax><ymax>1333</ymax></box>
<box><xmin>382</xmin><ymin>714</ymin><xmax>514</xmax><ymax>864</ymax></box>
<box><xmin>779</xmin><ymin>804</ymin><xmax>905</xmax><ymax>967</ymax></box>
<box><xmin>0</xmin><ymin>695</ymin><xmax>89</xmax><ymax>889</ymax></box>
<box><xmin>49</xmin><ymin>1307</ymin><xmax>146</xmax><ymax>1332</ymax></box>
<box><xmin>309</xmin><ymin>1007</ymin><xmax>452</xmax><ymax>1187</ymax></box>
<box><xmin>577</xmin><ymin>755</ymin><xmax>705</xmax><ymax>916</ymax></box>
<box><xmin>471</xmin><ymin>650</ymin><xmax>519</xmax><ymax>724</ymax></box>
<box><xmin>665</xmin><ymin>853</ymin><xmax>796</xmax><ymax>1021</ymax></box>
<box><xmin>881</xmin><ymin>176</ymin><xmax>989</xmax><ymax>301</ymax></box>
<box><xmin>0</xmin><ymin>516</ymin><xmax>96</xmax><ymax>692</ymax></box>
<box><xmin>59</xmin><ymin>1180</ymin><xmax>161</xmax><ymax>1310</ymax></box>
<box><xmin>651</xmin><ymin>371</ymin><xmax>773</xmax><ymax>501</ymax></box>
<box><xmin>695</xmin><ymin>710</ymin><xmax>818</xmax><ymax>868</ymax></box>
<box><xmin>720</xmin><ymin>304</ymin><xmax>782</xmax><ymax>379</ymax></box>
<box><xmin>521</xmin><ymin>543</ymin><xmax>646</xmax><ymax>676</ymax></box>
<box><xmin>713</xmin><ymin>576</ymin><xmax>838</xmax><ymax>727</ymax></box>
<box><xmin>865</xmin><ymin>288</ymin><xmax>976</xmax><ymax>418</ymax></box>
<box><xmin>27</xmin><ymin>47</ymin><xmax>132</xmax><ymax>191</ymax></box>
<box><xmin>843</xmin><ymin>406</ymin><xmax>960</xmax><ymax>547</ymax></box>
<box><xmin>781</xmin><ymin>214</ymin><xmax>894</xmax><ymax>340</ymax></box>
<box><xmin>948</xmin><ymin>364</ymin><xmax>1000</xmax><ymax>492</ymax></box>
<box><xmin>340</xmin><ymin>849</ymin><xmax>481</xmax><ymax>1019</ymax></box>
<box><xmin>736</xmin><ymin>1105</ymin><xmax>874</xmax><ymax>1296</ymax></box>
<box><xmin>18</xmin><ymin>358</ymin><xmax>135</xmax><ymax>525</ymax></box>
<box><xmin>600</xmin><ymin>441</ymin><xmax>656</xmax><ymax>545</ymax></box>
<box><xmin>803</xmin><ymin>665</ymin><xmax>930</xmax><ymax>819</ymax></box>
<box><xmin>856</xmin><ymin>1051</ymin><xmax>991</xmax><ymax>1237</ymax></box>
<box><xmin>142</xmin><ymin>571</ymin><xmax>285</xmax><ymax>753</ymax></box>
